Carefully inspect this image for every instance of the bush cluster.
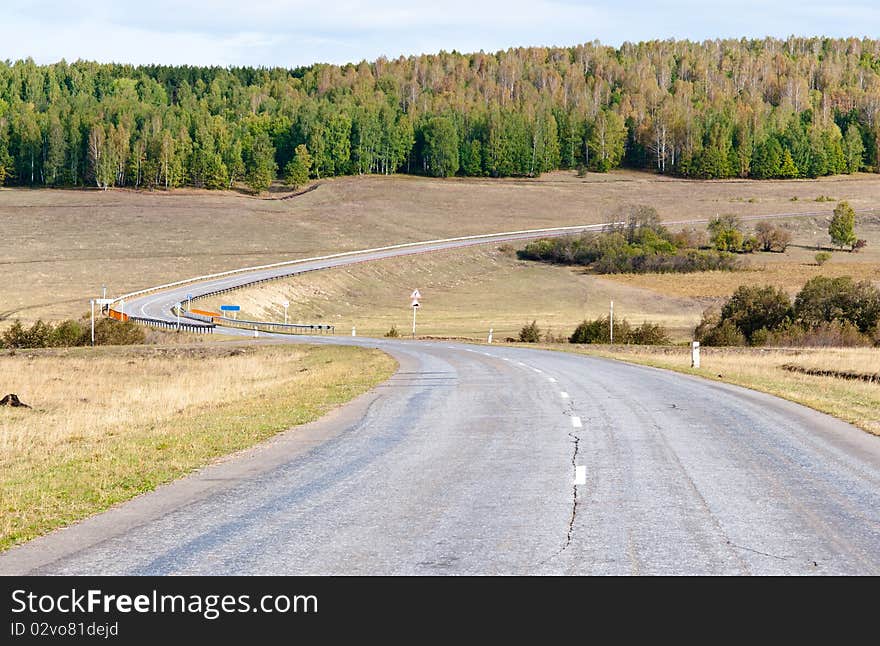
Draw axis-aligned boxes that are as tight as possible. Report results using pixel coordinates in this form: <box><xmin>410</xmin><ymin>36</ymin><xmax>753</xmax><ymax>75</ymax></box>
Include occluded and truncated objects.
<box><xmin>754</xmin><ymin>221</ymin><xmax>792</xmax><ymax>252</ymax></box>
<box><xmin>518</xmin><ymin>320</ymin><xmax>543</xmax><ymax>343</ymax></box>
<box><xmin>569</xmin><ymin>316</ymin><xmax>671</xmax><ymax>345</ymax></box>
<box><xmin>696</xmin><ymin>276</ymin><xmax>880</xmax><ymax>347</ymax></box>
<box><xmin>519</xmin><ymin>206</ymin><xmax>742</xmax><ymax>274</ymax></box>
<box><xmin>1</xmin><ymin>317</ymin><xmax>145</xmax><ymax>349</ymax></box>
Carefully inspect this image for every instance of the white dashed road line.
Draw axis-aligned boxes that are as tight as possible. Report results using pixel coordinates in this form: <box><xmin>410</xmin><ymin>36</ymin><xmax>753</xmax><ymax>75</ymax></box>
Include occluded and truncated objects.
<box><xmin>574</xmin><ymin>466</ymin><xmax>586</xmax><ymax>485</ymax></box>
<box><xmin>571</xmin><ymin>416</ymin><xmax>582</xmax><ymax>428</ymax></box>
<box><xmin>560</xmin><ymin>392</ymin><xmax>569</xmax><ymax>399</ymax></box>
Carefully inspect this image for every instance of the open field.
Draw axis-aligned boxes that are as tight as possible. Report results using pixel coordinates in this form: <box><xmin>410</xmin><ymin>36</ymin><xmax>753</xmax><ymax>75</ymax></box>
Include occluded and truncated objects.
<box><xmin>4</xmin><ymin>170</ymin><xmax>880</xmax><ymax>323</ymax></box>
<box><xmin>550</xmin><ymin>344</ymin><xmax>880</xmax><ymax>436</ymax></box>
<box><xmin>199</xmin><ymin>212</ymin><xmax>880</xmax><ymax>342</ymax></box>
<box><xmin>0</xmin><ymin>343</ymin><xmax>396</xmax><ymax>550</ymax></box>
<box><xmin>200</xmin><ymin>244</ymin><xmax>705</xmax><ymax>340</ymax></box>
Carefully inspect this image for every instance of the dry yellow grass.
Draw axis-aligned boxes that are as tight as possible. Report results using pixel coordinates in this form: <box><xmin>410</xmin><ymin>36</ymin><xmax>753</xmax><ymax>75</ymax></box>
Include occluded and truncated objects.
<box><xmin>553</xmin><ymin>344</ymin><xmax>880</xmax><ymax>435</ymax></box>
<box><xmin>198</xmin><ymin>212</ymin><xmax>880</xmax><ymax>342</ymax></box>
<box><xmin>199</xmin><ymin>245</ymin><xmax>705</xmax><ymax>340</ymax></box>
<box><xmin>0</xmin><ymin>343</ymin><xmax>396</xmax><ymax>550</ymax></box>
<box><xmin>5</xmin><ymin>170</ymin><xmax>880</xmax><ymax>323</ymax></box>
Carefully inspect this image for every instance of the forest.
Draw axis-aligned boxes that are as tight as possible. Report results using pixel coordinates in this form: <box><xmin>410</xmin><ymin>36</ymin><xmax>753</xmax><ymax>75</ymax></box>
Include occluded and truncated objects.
<box><xmin>2</xmin><ymin>37</ymin><xmax>880</xmax><ymax>192</ymax></box>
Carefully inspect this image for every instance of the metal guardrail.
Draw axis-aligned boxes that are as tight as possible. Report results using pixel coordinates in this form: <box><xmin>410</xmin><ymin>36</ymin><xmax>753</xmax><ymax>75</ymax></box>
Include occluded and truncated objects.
<box><xmin>107</xmin><ymin>224</ymin><xmax>616</xmax><ymax>310</ymax></box>
<box><xmin>182</xmin><ymin>311</ymin><xmax>215</xmax><ymax>324</ymax></box>
<box><xmin>129</xmin><ymin>315</ymin><xmax>215</xmax><ymax>333</ymax></box>
<box><xmin>216</xmin><ymin>316</ymin><xmax>334</xmax><ymax>334</ymax></box>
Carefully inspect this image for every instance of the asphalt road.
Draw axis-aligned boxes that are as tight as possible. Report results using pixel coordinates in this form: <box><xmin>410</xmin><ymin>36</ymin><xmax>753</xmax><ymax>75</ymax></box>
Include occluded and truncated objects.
<box><xmin>3</xmin><ymin>218</ymin><xmax>879</xmax><ymax>575</ymax></box>
<box><xmin>3</xmin><ymin>336</ymin><xmax>879</xmax><ymax>575</ymax></box>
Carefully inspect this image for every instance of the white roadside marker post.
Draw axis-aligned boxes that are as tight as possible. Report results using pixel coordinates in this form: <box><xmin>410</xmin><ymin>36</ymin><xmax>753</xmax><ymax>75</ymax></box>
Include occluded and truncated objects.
<box><xmin>352</xmin><ymin>326</ymin><xmax>356</xmax><ymax>337</ymax></box>
<box><xmin>282</xmin><ymin>300</ymin><xmax>289</xmax><ymax>325</ymax></box>
<box><xmin>691</xmin><ymin>341</ymin><xmax>700</xmax><ymax>369</ymax></box>
<box><xmin>412</xmin><ymin>304</ymin><xmax>417</xmax><ymax>338</ymax></box>
<box><xmin>488</xmin><ymin>328</ymin><xmax>493</xmax><ymax>344</ymax></box>
<box><xmin>410</xmin><ymin>289</ymin><xmax>421</xmax><ymax>339</ymax></box>
<box><xmin>90</xmin><ymin>299</ymin><xmax>95</xmax><ymax>346</ymax></box>
<box><xmin>609</xmin><ymin>300</ymin><xmax>614</xmax><ymax>344</ymax></box>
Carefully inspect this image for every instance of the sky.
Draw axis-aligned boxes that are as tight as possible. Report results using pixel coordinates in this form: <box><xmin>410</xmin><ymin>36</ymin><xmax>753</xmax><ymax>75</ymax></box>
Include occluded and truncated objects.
<box><xmin>2</xmin><ymin>1</ymin><xmax>879</xmax><ymax>68</ymax></box>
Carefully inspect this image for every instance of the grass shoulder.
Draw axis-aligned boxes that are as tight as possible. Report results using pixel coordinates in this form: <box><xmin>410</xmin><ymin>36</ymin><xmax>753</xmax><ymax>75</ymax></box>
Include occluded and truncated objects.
<box><xmin>0</xmin><ymin>343</ymin><xmax>396</xmax><ymax>551</ymax></box>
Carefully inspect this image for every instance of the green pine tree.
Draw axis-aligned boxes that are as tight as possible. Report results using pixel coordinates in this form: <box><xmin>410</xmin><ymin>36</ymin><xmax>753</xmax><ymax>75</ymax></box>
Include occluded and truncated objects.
<box><xmin>779</xmin><ymin>149</ymin><xmax>799</xmax><ymax>178</ymax></box>
<box><xmin>284</xmin><ymin>144</ymin><xmax>312</xmax><ymax>189</ymax></box>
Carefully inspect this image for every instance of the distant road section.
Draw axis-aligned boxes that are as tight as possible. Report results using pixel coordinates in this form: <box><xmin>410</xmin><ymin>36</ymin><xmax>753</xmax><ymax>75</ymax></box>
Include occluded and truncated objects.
<box><xmin>113</xmin><ymin>208</ymin><xmax>877</xmax><ymax>326</ymax></box>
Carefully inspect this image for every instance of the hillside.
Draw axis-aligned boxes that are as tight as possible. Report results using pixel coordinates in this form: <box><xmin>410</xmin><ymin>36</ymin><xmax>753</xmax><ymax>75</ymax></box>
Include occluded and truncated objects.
<box><xmin>4</xmin><ymin>170</ymin><xmax>879</xmax><ymax>325</ymax></box>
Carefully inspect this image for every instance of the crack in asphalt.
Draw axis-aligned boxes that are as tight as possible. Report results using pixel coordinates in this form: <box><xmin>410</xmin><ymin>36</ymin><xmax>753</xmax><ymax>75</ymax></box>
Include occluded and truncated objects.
<box><xmin>725</xmin><ymin>540</ymin><xmax>800</xmax><ymax>563</ymax></box>
<box><xmin>537</xmin><ymin>428</ymin><xmax>583</xmax><ymax>568</ymax></box>
<box><xmin>563</xmin><ymin>432</ymin><xmax>582</xmax><ymax>550</ymax></box>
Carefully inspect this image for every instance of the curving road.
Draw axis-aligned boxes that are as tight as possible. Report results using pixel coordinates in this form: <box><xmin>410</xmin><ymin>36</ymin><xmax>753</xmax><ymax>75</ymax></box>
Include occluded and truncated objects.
<box><xmin>2</xmin><ymin>336</ymin><xmax>879</xmax><ymax>575</ymax></box>
<box><xmin>2</xmin><ymin>219</ymin><xmax>879</xmax><ymax>575</ymax></box>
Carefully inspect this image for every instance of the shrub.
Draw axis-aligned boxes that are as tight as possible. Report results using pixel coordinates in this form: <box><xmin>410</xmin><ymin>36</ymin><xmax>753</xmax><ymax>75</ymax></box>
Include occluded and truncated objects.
<box><xmin>794</xmin><ymin>276</ymin><xmax>880</xmax><ymax>334</ymax></box>
<box><xmin>815</xmin><ymin>251</ymin><xmax>832</xmax><ymax>266</ymax></box>
<box><xmin>53</xmin><ymin>319</ymin><xmax>86</xmax><ymax>346</ymax></box>
<box><xmin>853</xmin><ymin>239</ymin><xmax>867</xmax><ymax>253</ymax></box>
<box><xmin>93</xmin><ymin>319</ymin><xmax>146</xmax><ymax>346</ymax></box>
<box><xmin>741</xmin><ymin>235</ymin><xmax>760</xmax><ymax>253</ymax></box>
<box><xmin>518</xmin><ymin>320</ymin><xmax>542</xmax><ymax>343</ymax></box>
<box><xmin>384</xmin><ymin>324</ymin><xmax>400</xmax><ymax>338</ymax></box>
<box><xmin>670</xmin><ymin>228</ymin><xmax>708</xmax><ymax>249</ymax></box>
<box><xmin>712</xmin><ymin>227</ymin><xmax>744</xmax><ymax>252</ymax></box>
<box><xmin>720</xmin><ymin>285</ymin><xmax>793</xmax><ymax>343</ymax></box>
<box><xmin>755</xmin><ymin>221</ymin><xmax>792</xmax><ymax>252</ymax></box>
<box><xmin>569</xmin><ymin>316</ymin><xmax>634</xmax><ymax>344</ymax></box>
<box><xmin>1</xmin><ymin>318</ymin><xmax>93</xmax><ymax>348</ymax></box>
<box><xmin>697</xmin><ymin>319</ymin><xmax>747</xmax><ymax>346</ymax></box>
<box><xmin>626</xmin><ymin>321</ymin><xmax>672</xmax><ymax>345</ymax></box>
<box><xmin>708</xmin><ymin>214</ymin><xmax>745</xmax><ymax>252</ymax></box>
<box><xmin>764</xmin><ymin>321</ymin><xmax>871</xmax><ymax>347</ymax></box>
<box><xmin>1</xmin><ymin>320</ymin><xmax>55</xmax><ymax>348</ymax></box>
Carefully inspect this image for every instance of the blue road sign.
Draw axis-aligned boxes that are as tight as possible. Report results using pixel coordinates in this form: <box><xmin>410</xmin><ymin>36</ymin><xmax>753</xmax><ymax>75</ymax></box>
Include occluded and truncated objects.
<box><xmin>220</xmin><ymin>305</ymin><xmax>241</xmax><ymax>312</ymax></box>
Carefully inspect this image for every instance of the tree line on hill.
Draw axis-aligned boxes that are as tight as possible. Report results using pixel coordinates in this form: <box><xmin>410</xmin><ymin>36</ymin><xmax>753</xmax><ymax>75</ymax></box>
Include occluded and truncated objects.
<box><xmin>2</xmin><ymin>37</ymin><xmax>880</xmax><ymax>191</ymax></box>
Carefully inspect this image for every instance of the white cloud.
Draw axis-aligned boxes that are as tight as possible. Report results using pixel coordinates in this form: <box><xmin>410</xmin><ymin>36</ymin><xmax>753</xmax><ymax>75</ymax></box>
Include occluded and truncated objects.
<box><xmin>1</xmin><ymin>1</ymin><xmax>878</xmax><ymax>67</ymax></box>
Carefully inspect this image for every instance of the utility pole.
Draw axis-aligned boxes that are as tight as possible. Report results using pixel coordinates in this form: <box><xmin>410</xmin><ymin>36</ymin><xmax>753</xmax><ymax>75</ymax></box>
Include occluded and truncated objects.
<box><xmin>609</xmin><ymin>300</ymin><xmax>614</xmax><ymax>344</ymax></box>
